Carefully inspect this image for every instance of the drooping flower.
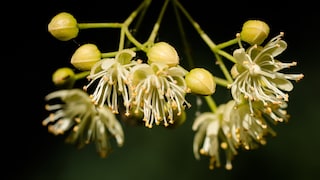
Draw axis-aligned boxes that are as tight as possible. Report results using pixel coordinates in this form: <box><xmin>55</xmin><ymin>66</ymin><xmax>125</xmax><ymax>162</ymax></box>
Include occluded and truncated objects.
<box><xmin>84</xmin><ymin>49</ymin><xmax>139</xmax><ymax>114</ymax></box>
<box><xmin>192</xmin><ymin>100</ymin><xmax>238</xmax><ymax>170</ymax></box>
<box><xmin>229</xmin><ymin>32</ymin><xmax>304</xmax><ymax>108</ymax></box>
<box><xmin>129</xmin><ymin>62</ymin><xmax>191</xmax><ymax>128</ymax></box>
<box><xmin>42</xmin><ymin>89</ymin><xmax>124</xmax><ymax>158</ymax></box>
<box><xmin>192</xmin><ymin>99</ymin><xmax>290</xmax><ymax>170</ymax></box>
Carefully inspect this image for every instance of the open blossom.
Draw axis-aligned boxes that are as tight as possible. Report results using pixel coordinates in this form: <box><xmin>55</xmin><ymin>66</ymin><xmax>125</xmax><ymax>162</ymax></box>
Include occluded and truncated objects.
<box><xmin>129</xmin><ymin>62</ymin><xmax>191</xmax><ymax>128</ymax></box>
<box><xmin>192</xmin><ymin>100</ymin><xmax>238</xmax><ymax>170</ymax></box>
<box><xmin>84</xmin><ymin>49</ymin><xmax>139</xmax><ymax>114</ymax></box>
<box><xmin>42</xmin><ymin>89</ymin><xmax>124</xmax><ymax>158</ymax></box>
<box><xmin>192</xmin><ymin>99</ymin><xmax>289</xmax><ymax>170</ymax></box>
<box><xmin>229</xmin><ymin>33</ymin><xmax>304</xmax><ymax>107</ymax></box>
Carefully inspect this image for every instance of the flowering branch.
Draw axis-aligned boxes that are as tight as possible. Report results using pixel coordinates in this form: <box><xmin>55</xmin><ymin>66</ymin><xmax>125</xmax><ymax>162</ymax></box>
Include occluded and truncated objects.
<box><xmin>44</xmin><ymin>0</ymin><xmax>304</xmax><ymax>172</ymax></box>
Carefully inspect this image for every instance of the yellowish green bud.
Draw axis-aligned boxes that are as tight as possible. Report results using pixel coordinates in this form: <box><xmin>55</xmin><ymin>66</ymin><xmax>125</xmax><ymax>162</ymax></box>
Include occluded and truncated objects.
<box><xmin>240</xmin><ymin>20</ymin><xmax>270</xmax><ymax>45</ymax></box>
<box><xmin>52</xmin><ymin>67</ymin><xmax>76</xmax><ymax>89</ymax></box>
<box><xmin>71</xmin><ymin>43</ymin><xmax>101</xmax><ymax>71</ymax></box>
<box><xmin>185</xmin><ymin>68</ymin><xmax>216</xmax><ymax>96</ymax></box>
<box><xmin>48</xmin><ymin>12</ymin><xmax>79</xmax><ymax>41</ymax></box>
<box><xmin>147</xmin><ymin>42</ymin><xmax>179</xmax><ymax>67</ymax></box>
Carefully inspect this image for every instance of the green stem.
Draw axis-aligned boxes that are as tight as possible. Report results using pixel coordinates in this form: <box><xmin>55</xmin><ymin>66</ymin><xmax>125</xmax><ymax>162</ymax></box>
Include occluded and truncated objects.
<box><xmin>125</xmin><ymin>0</ymin><xmax>152</xmax><ymax>48</ymax></box>
<box><xmin>101</xmin><ymin>47</ymin><xmax>139</xmax><ymax>58</ymax></box>
<box><xmin>216</xmin><ymin>49</ymin><xmax>237</xmax><ymax>63</ymax></box>
<box><xmin>204</xmin><ymin>95</ymin><xmax>217</xmax><ymax>112</ymax></box>
<box><xmin>146</xmin><ymin>0</ymin><xmax>170</xmax><ymax>45</ymax></box>
<box><xmin>213</xmin><ymin>76</ymin><xmax>230</xmax><ymax>87</ymax></box>
<box><xmin>214</xmin><ymin>53</ymin><xmax>233</xmax><ymax>83</ymax></box>
<box><xmin>125</xmin><ymin>28</ymin><xmax>145</xmax><ymax>50</ymax></box>
<box><xmin>77</xmin><ymin>23</ymin><xmax>122</xmax><ymax>29</ymax></box>
<box><xmin>174</xmin><ymin>0</ymin><xmax>233</xmax><ymax>83</ymax></box>
<box><xmin>121</xmin><ymin>0</ymin><xmax>151</xmax><ymax>51</ymax></box>
<box><xmin>215</xmin><ymin>38</ymin><xmax>238</xmax><ymax>49</ymax></box>
<box><xmin>74</xmin><ymin>71</ymin><xmax>90</xmax><ymax>80</ymax></box>
<box><xmin>172</xmin><ymin>0</ymin><xmax>194</xmax><ymax>69</ymax></box>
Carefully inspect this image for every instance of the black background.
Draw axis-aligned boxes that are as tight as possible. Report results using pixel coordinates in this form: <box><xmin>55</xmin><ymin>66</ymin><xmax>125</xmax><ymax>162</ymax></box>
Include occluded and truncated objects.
<box><xmin>5</xmin><ymin>0</ymin><xmax>320</xmax><ymax>179</ymax></box>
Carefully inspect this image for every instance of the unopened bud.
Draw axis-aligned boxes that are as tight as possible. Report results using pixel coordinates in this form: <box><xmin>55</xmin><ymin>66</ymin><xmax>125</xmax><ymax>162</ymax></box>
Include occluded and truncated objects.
<box><xmin>71</xmin><ymin>43</ymin><xmax>101</xmax><ymax>71</ymax></box>
<box><xmin>48</xmin><ymin>12</ymin><xmax>79</xmax><ymax>41</ymax></box>
<box><xmin>147</xmin><ymin>42</ymin><xmax>179</xmax><ymax>67</ymax></box>
<box><xmin>185</xmin><ymin>68</ymin><xmax>216</xmax><ymax>96</ymax></box>
<box><xmin>240</xmin><ymin>20</ymin><xmax>270</xmax><ymax>45</ymax></box>
<box><xmin>52</xmin><ymin>67</ymin><xmax>76</xmax><ymax>89</ymax></box>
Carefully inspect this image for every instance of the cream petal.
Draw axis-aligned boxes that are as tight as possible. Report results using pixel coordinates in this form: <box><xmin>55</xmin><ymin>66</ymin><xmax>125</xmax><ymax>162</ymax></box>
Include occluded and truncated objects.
<box><xmin>272</xmin><ymin>78</ymin><xmax>293</xmax><ymax>91</ymax></box>
<box><xmin>192</xmin><ymin>112</ymin><xmax>216</xmax><ymax>131</ymax></box>
<box><xmin>233</xmin><ymin>48</ymin><xmax>251</xmax><ymax>64</ymax></box>
<box><xmin>101</xmin><ymin>58</ymin><xmax>116</xmax><ymax>70</ymax></box>
<box><xmin>115</xmin><ymin>49</ymin><xmax>136</xmax><ymax>65</ymax></box>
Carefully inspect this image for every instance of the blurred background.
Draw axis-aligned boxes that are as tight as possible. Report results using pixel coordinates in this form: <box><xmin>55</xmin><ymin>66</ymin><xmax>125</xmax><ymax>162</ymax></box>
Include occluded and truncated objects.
<box><xmin>5</xmin><ymin>0</ymin><xmax>320</xmax><ymax>179</ymax></box>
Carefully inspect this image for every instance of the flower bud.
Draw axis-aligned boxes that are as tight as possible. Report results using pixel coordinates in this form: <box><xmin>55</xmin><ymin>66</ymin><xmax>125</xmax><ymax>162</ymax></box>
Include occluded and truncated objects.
<box><xmin>71</xmin><ymin>43</ymin><xmax>101</xmax><ymax>71</ymax></box>
<box><xmin>48</xmin><ymin>12</ymin><xmax>79</xmax><ymax>41</ymax></box>
<box><xmin>147</xmin><ymin>42</ymin><xmax>179</xmax><ymax>67</ymax></box>
<box><xmin>185</xmin><ymin>68</ymin><xmax>216</xmax><ymax>96</ymax></box>
<box><xmin>52</xmin><ymin>67</ymin><xmax>76</xmax><ymax>89</ymax></box>
<box><xmin>240</xmin><ymin>20</ymin><xmax>270</xmax><ymax>45</ymax></box>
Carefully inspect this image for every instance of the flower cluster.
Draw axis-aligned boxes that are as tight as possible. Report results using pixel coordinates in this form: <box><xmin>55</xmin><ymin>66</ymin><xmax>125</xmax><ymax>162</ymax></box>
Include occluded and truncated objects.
<box><xmin>43</xmin><ymin>0</ymin><xmax>303</xmax><ymax>172</ymax></box>
<box><xmin>192</xmin><ymin>31</ymin><xmax>303</xmax><ymax>170</ymax></box>
<box><xmin>193</xmin><ymin>99</ymin><xmax>290</xmax><ymax>170</ymax></box>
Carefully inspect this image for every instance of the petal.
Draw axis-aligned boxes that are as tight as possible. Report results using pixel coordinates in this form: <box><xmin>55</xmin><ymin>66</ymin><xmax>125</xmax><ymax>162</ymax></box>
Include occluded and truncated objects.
<box><xmin>168</xmin><ymin>66</ymin><xmax>188</xmax><ymax>77</ymax></box>
<box><xmin>233</xmin><ymin>48</ymin><xmax>253</xmax><ymax>66</ymax></box>
<box><xmin>272</xmin><ymin>78</ymin><xmax>293</xmax><ymax>91</ymax></box>
<box><xmin>101</xmin><ymin>58</ymin><xmax>116</xmax><ymax>70</ymax></box>
<box><xmin>192</xmin><ymin>112</ymin><xmax>216</xmax><ymax>131</ymax></box>
<box><xmin>130</xmin><ymin>63</ymin><xmax>153</xmax><ymax>85</ymax></box>
<box><xmin>206</xmin><ymin>119</ymin><xmax>220</xmax><ymax>136</ymax></box>
<box><xmin>265</xmin><ymin>40</ymin><xmax>287</xmax><ymax>57</ymax></box>
<box><xmin>115</xmin><ymin>49</ymin><xmax>136</xmax><ymax>65</ymax></box>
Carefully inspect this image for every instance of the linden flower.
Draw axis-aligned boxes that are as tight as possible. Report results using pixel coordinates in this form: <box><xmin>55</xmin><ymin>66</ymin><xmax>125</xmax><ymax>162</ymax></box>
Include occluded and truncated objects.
<box><xmin>229</xmin><ymin>33</ymin><xmax>304</xmax><ymax>107</ymax></box>
<box><xmin>193</xmin><ymin>99</ymin><xmax>290</xmax><ymax>170</ymax></box>
<box><xmin>227</xmin><ymin>100</ymin><xmax>289</xmax><ymax>151</ymax></box>
<box><xmin>84</xmin><ymin>49</ymin><xmax>138</xmax><ymax>114</ymax></box>
<box><xmin>42</xmin><ymin>89</ymin><xmax>124</xmax><ymax>158</ymax></box>
<box><xmin>129</xmin><ymin>62</ymin><xmax>191</xmax><ymax>128</ymax></box>
<box><xmin>192</xmin><ymin>100</ymin><xmax>238</xmax><ymax>170</ymax></box>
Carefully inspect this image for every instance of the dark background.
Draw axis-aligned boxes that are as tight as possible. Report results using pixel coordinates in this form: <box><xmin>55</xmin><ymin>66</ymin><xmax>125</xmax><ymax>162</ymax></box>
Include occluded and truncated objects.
<box><xmin>5</xmin><ymin>0</ymin><xmax>320</xmax><ymax>179</ymax></box>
